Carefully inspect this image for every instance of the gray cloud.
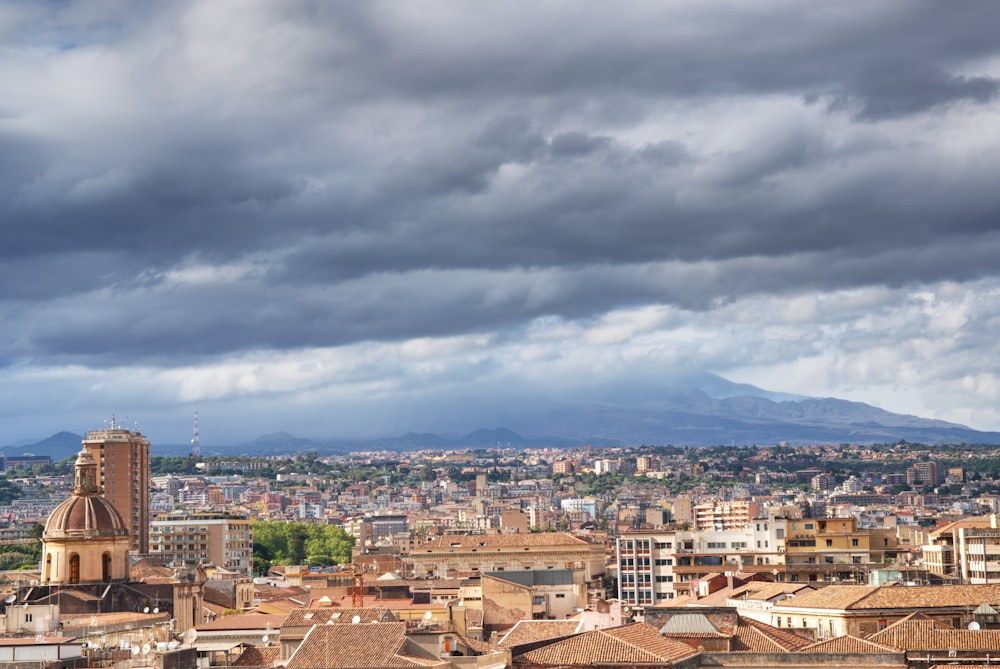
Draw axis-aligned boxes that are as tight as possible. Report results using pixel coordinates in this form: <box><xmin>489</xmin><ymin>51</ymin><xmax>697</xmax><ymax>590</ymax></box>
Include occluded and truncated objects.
<box><xmin>2</xmin><ymin>0</ymin><xmax>1000</xmax><ymax>440</ymax></box>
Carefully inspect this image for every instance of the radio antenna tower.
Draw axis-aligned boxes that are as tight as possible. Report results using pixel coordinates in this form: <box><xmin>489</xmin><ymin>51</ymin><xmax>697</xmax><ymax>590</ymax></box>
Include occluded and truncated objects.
<box><xmin>191</xmin><ymin>408</ymin><xmax>201</xmax><ymax>458</ymax></box>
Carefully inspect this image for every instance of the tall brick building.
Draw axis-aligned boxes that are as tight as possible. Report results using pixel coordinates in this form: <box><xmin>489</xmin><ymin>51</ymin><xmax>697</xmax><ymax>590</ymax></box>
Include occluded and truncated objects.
<box><xmin>82</xmin><ymin>416</ymin><xmax>150</xmax><ymax>554</ymax></box>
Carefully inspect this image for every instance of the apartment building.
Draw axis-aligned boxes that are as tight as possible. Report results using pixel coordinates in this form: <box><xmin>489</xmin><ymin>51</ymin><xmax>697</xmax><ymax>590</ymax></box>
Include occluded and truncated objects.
<box><xmin>783</xmin><ymin>517</ymin><xmax>872</xmax><ymax>582</ymax></box>
<box><xmin>617</xmin><ymin>519</ymin><xmax>787</xmax><ymax>608</ymax></box>
<box><xmin>150</xmin><ymin>512</ymin><xmax>254</xmax><ymax>575</ymax></box>
<box><xmin>82</xmin><ymin>417</ymin><xmax>150</xmax><ymax>554</ymax></box>
<box><xmin>692</xmin><ymin>501</ymin><xmax>760</xmax><ymax>531</ymax></box>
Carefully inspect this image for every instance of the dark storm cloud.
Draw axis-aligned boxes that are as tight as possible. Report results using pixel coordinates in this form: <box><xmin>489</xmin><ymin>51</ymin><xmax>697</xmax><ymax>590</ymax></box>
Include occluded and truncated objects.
<box><xmin>2</xmin><ymin>0</ymin><xmax>1000</xmax><ymax>365</ymax></box>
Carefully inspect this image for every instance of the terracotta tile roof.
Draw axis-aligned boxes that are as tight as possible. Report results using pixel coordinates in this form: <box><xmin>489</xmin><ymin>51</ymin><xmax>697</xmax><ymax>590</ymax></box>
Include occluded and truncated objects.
<box><xmin>498</xmin><ymin>620</ymin><xmax>584</xmax><ymax>648</ymax></box>
<box><xmin>259</xmin><ymin>598</ymin><xmax>300</xmax><ymax>613</ymax></box>
<box><xmin>130</xmin><ymin>558</ymin><xmax>175</xmax><ymax>582</ymax></box>
<box><xmin>729</xmin><ymin>618</ymin><xmax>812</xmax><ymax>652</ymax></box>
<box><xmin>282</xmin><ymin>607</ymin><xmax>393</xmax><ymax>628</ymax></box>
<box><xmin>233</xmin><ymin>644</ymin><xmax>281</xmax><ymax>667</ymax></box>
<box><xmin>770</xmin><ymin>585</ymin><xmax>879</xmax><ymax>610</ymax></box>
<box><xmin>455</xmin><ymin>633</ymin><xmax>492</xmax><ymax>655</ymax></box>
<box><xmin>870</xmin><ymin>623</ymin><xmax>1000</xmax><ymax>652</ymax></box>
<box><xmin>286</xmin><ymin>622</ymin><xmax>439</xmax><ymax>669</ymax></box>
<box><xmin>738</xmin><ymin>582</ymin><xmax>816</xmax><ymax>602</ymax></box>
<box><xmin>195</xmin><ymin>612</ymin><xmax>287</xmax><ymax>632</ymax></box>
<box><xmin>424</xmin><ymin>532</ymin><xmax>588</xmax><ymax>549</ymax></box>
<box><xmin>929</xmin><ymin>517</ymin><xmax>992</xmax><ymax>537</ymax></box>
<box><xmin>515</xmin><ymin>623</ymin><xmax>699</xmax><ymax>666</ymax></box>
<box><xmin>851</xmin><ymin>585</ymin><xmax>1000</xmax><ymax>610</ymax></box>
<box><xmin>648</xmin><ymin>594</ymin><xmax>695</xmax><ymax>608</ymax></box>
<box><xmin>799</xmin><ymin>635</ymin><xmax>901</xmax><ymax>654</ymax></box>
<box><xmin>774</xmin><ymin>584</ymin><xmax>1000</xmax><ymax>611</ymax></box>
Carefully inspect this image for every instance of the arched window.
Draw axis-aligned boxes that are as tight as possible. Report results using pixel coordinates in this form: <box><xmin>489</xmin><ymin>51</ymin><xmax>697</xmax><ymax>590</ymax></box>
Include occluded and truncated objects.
<box><xmin>69</xmin><ymin>553</ymin><xmax>80</xmax><ymax>584</ymax></box>
<box><xmin>102</xmin><ymin>552</ymin><xmax>112</xmax><ymax>581</ymax></box>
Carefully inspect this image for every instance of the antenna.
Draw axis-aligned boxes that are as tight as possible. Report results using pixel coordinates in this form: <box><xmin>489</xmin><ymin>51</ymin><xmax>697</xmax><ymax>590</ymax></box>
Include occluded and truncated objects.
<box><xmin>191</xmin><ymin>408</ymin><xmax>201</xmax><ymax>458</ymax></box>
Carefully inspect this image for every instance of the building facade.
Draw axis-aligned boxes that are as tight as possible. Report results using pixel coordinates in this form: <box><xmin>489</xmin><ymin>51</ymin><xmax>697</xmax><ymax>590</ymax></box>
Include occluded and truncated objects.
<box><xmin>617</xmin><ymin>519</ymin><xmax>788</xmax><ymax>607</ymax></box>
<box><xmin>81</xmin><ymin>417</ymin><xmax>150</xmax><ymax>554</ymax></box>
<box><xmin>150</xmin><ymin>512</ymin><xmax>254</xmax><ymax>575</ymax></box>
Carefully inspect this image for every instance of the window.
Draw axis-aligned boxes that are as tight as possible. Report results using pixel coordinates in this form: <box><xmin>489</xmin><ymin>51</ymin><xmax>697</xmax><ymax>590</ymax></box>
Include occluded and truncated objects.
<box><xmin>826</xmin><ymin>539</ymin><xmax>833</xmax><ymax>547</ymax></box>
<box><xmin>852</xmin><ymin>538</ymin><xmax>859</xmax><ymax>547</ymax></box>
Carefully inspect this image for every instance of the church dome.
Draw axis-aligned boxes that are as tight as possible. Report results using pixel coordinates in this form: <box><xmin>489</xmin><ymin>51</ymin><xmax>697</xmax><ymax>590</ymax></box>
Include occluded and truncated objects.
<box><xmin>43</xmin><ymin>448</ymin><xmax>129</xmax><ymax>539</ymax></box>
<box><xmin>44</xmin><ymin>494</ymin><xmax>129</xmax><ymax>538</ymax></box>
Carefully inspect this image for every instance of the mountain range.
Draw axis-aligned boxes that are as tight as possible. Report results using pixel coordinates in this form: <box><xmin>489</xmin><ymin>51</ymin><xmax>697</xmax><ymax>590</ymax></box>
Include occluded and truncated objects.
<box><xmin>5</xmin><ymin>374</ymin><xmax>999</xmax><ymax>459</ymax></box>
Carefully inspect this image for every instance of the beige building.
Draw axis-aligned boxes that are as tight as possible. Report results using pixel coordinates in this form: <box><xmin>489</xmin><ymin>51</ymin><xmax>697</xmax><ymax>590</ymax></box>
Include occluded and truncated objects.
<box><xmin>407</xmin><ymin>532</ymin><xmax>606</xmax><ymax>587</ymax></box>
<box><xmin>770</xmin><ymin>583</ymin><xmax>1000</xmax><ymax>638</ymax></box>
<box><xmin>481</xmin><ymin>570</ymin><xmax>582</xmax><ymax>628</ymax></box>
<box><xmin>82</xmin><ymin>417</ymin><xmax>150</xmax><ymax>554</ymax></box>
<box><xmin>150</xmin><ymin>512</ymin><xmax>254</xmax><ymax>575</ymax></box>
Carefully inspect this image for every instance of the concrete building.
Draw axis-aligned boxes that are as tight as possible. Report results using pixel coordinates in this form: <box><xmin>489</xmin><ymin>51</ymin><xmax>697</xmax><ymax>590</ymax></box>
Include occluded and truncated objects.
<box><xmin>150</xmin><ymin>512</ymin><xmax>253</xmax><ymax>576</ymax></box>
<box><xmin>407</xmin><ymin>532</ymin><xmax>606</xmax><ymax>590</ymax></box>
<box><xmin>82</xmin><ymin>416</ymin><xmax>150</xmax><ymax>554</ymax></box>
<box><xmin>617</xmin><ymin>519</ymin><xmax>788</xmax><ymax>608</ymax></box>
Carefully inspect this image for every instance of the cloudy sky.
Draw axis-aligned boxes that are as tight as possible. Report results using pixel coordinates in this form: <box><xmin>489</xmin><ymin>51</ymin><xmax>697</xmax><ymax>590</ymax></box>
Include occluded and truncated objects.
<box><xmin>3</xmin><ymin>0</ymin><xmax>1000</xmax><ymax>445</ymax></box>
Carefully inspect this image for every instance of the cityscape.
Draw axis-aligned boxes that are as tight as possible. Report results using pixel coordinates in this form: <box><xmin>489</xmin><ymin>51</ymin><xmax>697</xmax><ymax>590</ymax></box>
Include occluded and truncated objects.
<box><xmin>4</xmin><ymin>419</ymin><xmax>1000</xmax><ymax>668</ymax></box>
<box><xmin>4</xmin><ymin>2</ymin><xmax>1000</xmax><ymax>669</ymax></box>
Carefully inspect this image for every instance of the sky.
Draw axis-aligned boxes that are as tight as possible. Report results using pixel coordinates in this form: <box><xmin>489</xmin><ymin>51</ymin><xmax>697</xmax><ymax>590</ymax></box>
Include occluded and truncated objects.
<box><xmin>3</xmin><ymin>0</ymin><xmax>1000</xmax><ymax>445</ymax></box>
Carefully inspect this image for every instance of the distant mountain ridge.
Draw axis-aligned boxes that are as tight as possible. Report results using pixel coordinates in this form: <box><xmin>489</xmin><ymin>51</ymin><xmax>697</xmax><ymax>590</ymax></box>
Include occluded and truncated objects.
<box><xmin>6</xmin><ymin>374</ymin><xmax>1000</xmax><ymax>456</ymax></box>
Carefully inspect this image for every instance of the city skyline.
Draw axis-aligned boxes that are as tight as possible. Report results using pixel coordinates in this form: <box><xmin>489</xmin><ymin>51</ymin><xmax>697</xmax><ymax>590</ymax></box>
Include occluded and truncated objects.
<box><xmin>2</xmin><ymin>2</ymin><xmax>1000</xmax><ymax>443</ymax></box>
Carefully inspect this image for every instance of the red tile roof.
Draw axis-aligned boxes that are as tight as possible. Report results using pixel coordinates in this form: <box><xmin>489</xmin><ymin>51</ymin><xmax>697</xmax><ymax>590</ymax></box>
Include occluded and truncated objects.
<box><xmin>515</xmin><ymin>623</ymin><xmax>699</xmax><ymax>666</ymax></box>
<box><xmin>286</xmin><ymin>622</ymin><xmax>440</xmax><ymax>669</ymax></box>
<box><xmin>729</xmin><ymin>618</ymin><xmax>812</xmax><ymax>652</ymax></box>
<box><xmin>233</xmin><ymin>644</ymin><xmax>281</xmax><ymax>667</ymax></box>
<box><xmin>498</xmin><ymin>620</ymin><xmax>584</xmax><ymax>648</ymax></box>
<box><xmin>799</xmin><ymin>635</ymin><xmax>901</xmax><ymax>654</ymax></box>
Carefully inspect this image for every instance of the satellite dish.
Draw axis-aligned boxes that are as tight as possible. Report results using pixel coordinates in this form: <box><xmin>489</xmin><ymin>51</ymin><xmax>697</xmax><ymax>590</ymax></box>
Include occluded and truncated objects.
<box><xmin>81</xmin><ymin>642</ymin><xmax>90</xmax><ymax>649</ymax></box>
<box><xmin>351</xmin><ymin>615</ymin><xmax>361</xmax><ymax>625</ymax></box>
<box><xmin>153</xmin><ymin>608</ymin><xmax>159</xmax><ymax>614</ymax></box>
<box><xmin>130</xmin><ymin>645</ymin><xmax>140</xmax><ymax>656</ymax></box>
<box><xmin>22</xmin><ymin>603</ymin><xmax>28</xmax><ymax>609</ymax></box>
<box><xmin>4</xmin><ymin>595</ymin><xmax>16</xmax><ymax>604</ymax></box>
<box><xmin>143</xmin><ymin>607</ymin><xmax>150</xmax><ymax>614</ymax></box>
<box><xmin>167</xmin><ymin>641</ymin><xmax>180</xmax><ymax>651</ymax></box>
<box><xmin>142</xmin><ymin>644</ymin><xmax>151</xmax><ymax>656</ymax></box>
<box><xmin>182</xmin><ymin>629</ymin><xmax>198</xmax><ymax>645</ymax></box>
<box><xmin>969</xmin><ymin>621</ymin><xmax>982</xmax><ymax>630</ymax></box>
<box><xmin>424</xmin><ymin>611</ymin><xmax>432</xmax><ymax>621</ymax></box>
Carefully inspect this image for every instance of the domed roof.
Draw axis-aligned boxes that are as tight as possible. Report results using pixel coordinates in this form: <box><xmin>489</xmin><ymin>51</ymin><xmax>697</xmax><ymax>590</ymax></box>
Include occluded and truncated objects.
<box><xmin>44</xmin><ymin>495</ymin><xmax>129</xmax><ymax>537</ymax></box>
<box><xmin>43</xmin><ymin>448</ymin><xmax>129</xmax><ymax>539</ymax></box>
